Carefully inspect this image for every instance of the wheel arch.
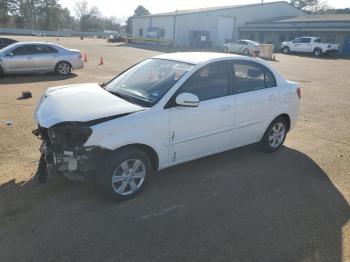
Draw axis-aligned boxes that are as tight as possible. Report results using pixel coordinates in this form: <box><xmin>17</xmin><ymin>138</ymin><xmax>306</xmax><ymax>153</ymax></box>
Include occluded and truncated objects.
<box><xmin>115</xmin><ymin>143</ymin><xmax>159</xmax><ymax>172</ymax></box>
<box><xmin>55</xmin><ymin>60</ymin><xmax>72</xmax><ymax>70</ymax></box>
<box><xmin>274</xmin><ymin>113</ymin><xmax>291</xmax><ymax>132</ymax></box>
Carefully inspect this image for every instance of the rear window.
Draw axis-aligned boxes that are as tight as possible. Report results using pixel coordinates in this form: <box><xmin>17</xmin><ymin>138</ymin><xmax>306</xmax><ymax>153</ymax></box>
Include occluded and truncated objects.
<box><xmin>232</xmin><ymin>61</ymin><xmax>276</xmax><ymax>94</ymax></box>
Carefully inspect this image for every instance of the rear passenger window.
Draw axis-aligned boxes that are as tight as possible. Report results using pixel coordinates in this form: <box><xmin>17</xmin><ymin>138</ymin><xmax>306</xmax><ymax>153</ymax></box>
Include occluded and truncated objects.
<box><xmin>36</xmin><ymin>45</ymin><xmax>58</xmax><ymax>54</ymax></box>
<box><xmin>233</xmin><ymin>61</ymin><xmax>276</xmax><ymax>93</ymax></box>
<box><xmin>180</xmin><ymin>61</ymin><xmax>230</xmax><ymax>101</ymax></box>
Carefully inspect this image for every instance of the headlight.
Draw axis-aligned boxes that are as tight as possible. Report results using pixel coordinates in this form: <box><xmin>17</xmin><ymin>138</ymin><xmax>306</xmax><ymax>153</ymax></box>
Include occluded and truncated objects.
<box><xmin>48</xmin><ymin>124</ymin><xmax>92</xmax><ymax>148</ymax></box>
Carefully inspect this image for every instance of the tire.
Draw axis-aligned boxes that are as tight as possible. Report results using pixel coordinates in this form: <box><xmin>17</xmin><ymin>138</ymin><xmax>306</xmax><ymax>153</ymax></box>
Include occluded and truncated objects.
<box><xmin>260</xmin><ymin>117</ymin><xmax>288</xmax><ymax>152</ymax></box>
<box><xmin>96</xmin><ymin>148</ymin><xmax>152</xmax><ymax>201</ymax></box>
<box><xmin>313</xmin><ymin>48</ymin><xmax>322</xmax><ymax>57</ymax></box>
<box><xmin>55</xmin><ymin>61</ymin><xmax>72</xmax><ymax>76</ymax></box>
<box><xmin>282</xmin><ymin>46</ymin><xmax>290</xmax><ymax>55</ymax></box>
<box><xmin>0</xmin><ymin>65</ymin><xmax>4</xmax><ymax>77</ymax></box>
<box><xmin>243</xmin><ymin>48</ymin><xmax>250</xmax><ymax>56</ymax></box>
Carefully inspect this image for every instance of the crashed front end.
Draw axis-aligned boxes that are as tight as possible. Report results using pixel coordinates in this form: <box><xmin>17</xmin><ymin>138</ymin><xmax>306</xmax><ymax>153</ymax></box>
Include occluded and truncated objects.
<box><xmin>33</xmin><ymin>123</ymin><xmax>104</xmax><ymax>181</ymax></box>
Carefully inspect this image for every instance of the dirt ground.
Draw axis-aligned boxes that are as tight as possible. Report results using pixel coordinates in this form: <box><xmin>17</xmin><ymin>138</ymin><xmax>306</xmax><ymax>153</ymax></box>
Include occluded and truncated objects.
<box><xmin>0</xmin><ymin>36</ymin><xmax>349</xmax><ymax>262</ymax></box>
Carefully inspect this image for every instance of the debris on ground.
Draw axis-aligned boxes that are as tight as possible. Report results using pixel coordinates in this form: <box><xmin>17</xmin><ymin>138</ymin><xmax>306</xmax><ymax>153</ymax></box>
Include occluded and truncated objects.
<box><xmin>17</xmin><ymin>90</ymin><xmax>32</xmax><ymax>100</ymax></box>
<box><xmin>5</xmin><ymin>120</ymin><xmax>13</xmax><ymax>126</ymax></box>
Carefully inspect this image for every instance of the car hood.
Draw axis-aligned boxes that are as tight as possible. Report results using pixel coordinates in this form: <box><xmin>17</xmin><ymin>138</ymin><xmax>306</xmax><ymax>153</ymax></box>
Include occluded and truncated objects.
<box><xmin>34</xmin><ymin>83</ymin><xmax>144</xmax><ymax>128</ymax></box>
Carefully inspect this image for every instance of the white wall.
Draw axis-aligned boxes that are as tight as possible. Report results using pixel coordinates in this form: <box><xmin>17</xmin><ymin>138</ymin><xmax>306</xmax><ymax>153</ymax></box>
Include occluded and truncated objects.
<box><xmin>132</xmin><ymin>2</ymin><xmax>304</xmax><ymax>47</ymax></box>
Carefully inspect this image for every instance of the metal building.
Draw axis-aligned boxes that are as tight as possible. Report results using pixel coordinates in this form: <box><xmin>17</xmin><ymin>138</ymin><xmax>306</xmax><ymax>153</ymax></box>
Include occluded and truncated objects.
<box><xmin>131</xmin><ymin>1</ymin><xmax>304</xmax><ymax>48</ymax></box>
<box><xmin>239</xmin><ymin>15</ymin><xmax>350</xmax><ymax>54</ymax></box>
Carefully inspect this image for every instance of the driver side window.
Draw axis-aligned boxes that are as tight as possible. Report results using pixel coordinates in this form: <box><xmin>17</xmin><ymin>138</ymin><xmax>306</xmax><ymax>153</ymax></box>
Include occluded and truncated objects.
<box><xmin>179</xmin><ymin>61</ymin><xmax>230</xmax><ymax>101</ymax></box>
<box><xmin>12</xmin><ymin>45</ymin><xmax>37</xmax><ymax>56</ymax></box>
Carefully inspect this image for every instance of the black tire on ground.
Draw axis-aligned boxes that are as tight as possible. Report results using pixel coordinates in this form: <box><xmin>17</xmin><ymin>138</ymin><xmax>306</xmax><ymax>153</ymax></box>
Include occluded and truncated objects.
<box><xmin>282</xmin><ymin>46</ymin><xmax>290</xmax><ymax>55</ymax></box>
<box><xmin>260</xmin><ymin>117</ymin><xmax>288</xmax><ymax>152</ymax></box>
<box><xmin>96</xmin><ymin>148</ymin><xmax>153</xmax><ymax>201</ymax></box>
<box><xmin>313</xmin><ymin>48</ymin><xmax>323</xmax><ymax>57</ymax></box>
<box><xmin>55</xmin><ymin>61</ymin><xmax>72</xmax><ymax>76</ymax></box>
<box><xmin>0</xmin><ymin>65</ymin><xmax>4</xmax><ymax>77</ymax></box>
<box><xmin>243</xmin><ymin>48</ymin><xmax>250</xmax><ymax>56</ymax></box>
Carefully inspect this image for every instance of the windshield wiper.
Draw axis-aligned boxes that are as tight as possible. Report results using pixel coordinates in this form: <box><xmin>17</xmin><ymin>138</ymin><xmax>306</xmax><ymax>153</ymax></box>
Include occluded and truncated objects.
<box><xmin>109</xmin><ymin>90</ymin><xmax>136</xmax><ymax>104</ymax></box>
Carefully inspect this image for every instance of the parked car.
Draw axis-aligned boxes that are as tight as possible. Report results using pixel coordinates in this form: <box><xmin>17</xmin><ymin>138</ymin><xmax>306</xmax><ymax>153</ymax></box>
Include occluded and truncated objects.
<box><xmin>224</xmin><ymin>40</ymin><xmax>261</xmax><ymax>56</ymax></box>
<box><xmin>0</xmin><ymin>37</ymin><xmax>17</xmax><ymax>50</ymax></box>
<box><xmin>32</xmin><ymin>32</ymin><xmax>46</xmax><ymax>37</ymax></box>
<box><xmin>0</xmin><ymin>42</ymin><xmax>83</xmax><ymax>76</ymax></box>
<box><xmin>281</xmin><ymin>37</ymin><xmax>339</xmax><ymax>57</ymax></box>
<box><xmin>33</xmin><ymin>52</ymin><xmax>301</xmax><ymax>200</ymax></box>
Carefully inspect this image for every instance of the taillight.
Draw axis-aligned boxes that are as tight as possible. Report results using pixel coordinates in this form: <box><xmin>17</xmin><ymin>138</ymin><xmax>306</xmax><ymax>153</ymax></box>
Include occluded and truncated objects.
<box><xmin>297</xmin><ymin>87</ymin><xmax>301</xmax><ymax>99</ymax></box>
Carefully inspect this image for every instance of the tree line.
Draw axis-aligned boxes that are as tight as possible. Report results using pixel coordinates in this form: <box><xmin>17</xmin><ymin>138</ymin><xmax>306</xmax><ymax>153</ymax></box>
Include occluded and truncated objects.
<box><xmin>0</xmin><ymin>0</ymin><xmax>122</xmax><ymax>32</ymax></box>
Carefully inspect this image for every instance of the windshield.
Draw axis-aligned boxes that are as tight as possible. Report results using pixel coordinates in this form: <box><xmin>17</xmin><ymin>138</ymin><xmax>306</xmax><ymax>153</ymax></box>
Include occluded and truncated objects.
<box><xmin>105</xmin><ymin>58</ymin><xmax>194</xmax><ymax>107</ymax></box>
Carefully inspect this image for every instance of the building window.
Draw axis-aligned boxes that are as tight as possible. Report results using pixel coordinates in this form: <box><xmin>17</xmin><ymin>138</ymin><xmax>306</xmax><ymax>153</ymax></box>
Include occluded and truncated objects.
<box><xmin>159</xmin><ymin>29</ymin><xmax>165</xmax><ymax>38</ymax></box>
<box><xmin>139</xmin><ymin>28</ymin><xmax>143</xmax><ymax>37</ymax></box>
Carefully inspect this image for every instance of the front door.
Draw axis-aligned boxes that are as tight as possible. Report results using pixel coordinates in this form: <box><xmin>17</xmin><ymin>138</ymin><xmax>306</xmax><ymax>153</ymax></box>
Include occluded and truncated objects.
<box><xmin>231</xmin><ymin>60</ymin><xmax>279</xmax><ymax>146</ymax></box>
<box><xmin>3</xmin><ymin>45</ymin><xmax>38</xmax><ymax>73</ymax></box>
<box><xmin>168</xmin><ymin>61</ymin><xmax>235</xmax><ymax>164</ymax></box>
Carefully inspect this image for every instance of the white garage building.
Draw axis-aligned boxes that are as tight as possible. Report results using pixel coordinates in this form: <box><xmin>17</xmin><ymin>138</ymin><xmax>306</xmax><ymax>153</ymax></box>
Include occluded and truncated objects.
<box><xmin>131</xmin><ymin>1</ymin><xmax>304</xmax><ymax>48</ymax></box>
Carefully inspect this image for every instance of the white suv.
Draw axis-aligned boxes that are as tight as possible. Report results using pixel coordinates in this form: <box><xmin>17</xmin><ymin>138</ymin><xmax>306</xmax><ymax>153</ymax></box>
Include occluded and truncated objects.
<box><xmin>34</xmin><ymin>52</ymin><xmax>301</xmax><ymax>200</ymax></box>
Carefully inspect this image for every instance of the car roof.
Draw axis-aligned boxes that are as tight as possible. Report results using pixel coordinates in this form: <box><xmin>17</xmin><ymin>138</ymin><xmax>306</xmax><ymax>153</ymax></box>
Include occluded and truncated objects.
<box><xmin>154</xmin><ymin>52</ymin><xmax>254</xmax><ymax>65</ymax></box>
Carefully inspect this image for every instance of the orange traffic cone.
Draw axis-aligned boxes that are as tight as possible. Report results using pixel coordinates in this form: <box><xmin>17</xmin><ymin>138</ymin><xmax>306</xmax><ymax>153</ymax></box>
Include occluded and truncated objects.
<box><xmin>83</xmin><ymin>53</ymin><xmax>87</xmax><ymax>62</ymax></box>
<box><xmin>99</xmin><ymin>56</ymin><xmax>104</xmax><ymax>65</ymax></box>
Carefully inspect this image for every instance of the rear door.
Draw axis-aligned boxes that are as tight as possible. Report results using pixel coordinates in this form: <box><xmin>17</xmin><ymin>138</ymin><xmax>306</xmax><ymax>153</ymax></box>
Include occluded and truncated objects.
<box><xmin>231</xmin><ymin>60</ymin><xmax>279</xmax><ymax>146</ymax></box>
<box><xmin>33</xmin><ymin>45</ymin><xmax>58</xmax><ymax>70</ymax></box>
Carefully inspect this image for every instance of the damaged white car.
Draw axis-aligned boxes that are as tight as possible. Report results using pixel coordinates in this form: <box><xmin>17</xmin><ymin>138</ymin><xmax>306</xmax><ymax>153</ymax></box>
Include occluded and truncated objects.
<box><xmin>33</xmin><ymin>52</ymin><xmax>300</xmax><ymax>200</ymax></box>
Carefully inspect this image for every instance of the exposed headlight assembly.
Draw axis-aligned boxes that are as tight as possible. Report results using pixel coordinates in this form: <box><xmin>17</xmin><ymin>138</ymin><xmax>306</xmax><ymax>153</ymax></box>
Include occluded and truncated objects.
<box><xmin>48</xmin><ymin>123</ymin><xmax>92</xmax><ymax>148</ymax></box>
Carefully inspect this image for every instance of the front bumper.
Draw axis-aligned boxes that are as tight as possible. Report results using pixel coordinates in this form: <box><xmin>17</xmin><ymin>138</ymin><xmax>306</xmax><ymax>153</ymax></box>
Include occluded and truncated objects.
<box><xmin>326</xmin><ymin>49</ymin><xmax>338</xmax><ymax>54</ymax></box>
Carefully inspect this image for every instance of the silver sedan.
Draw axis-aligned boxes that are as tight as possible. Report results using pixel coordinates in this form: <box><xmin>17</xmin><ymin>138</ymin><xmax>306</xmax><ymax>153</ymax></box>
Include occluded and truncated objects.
<box><xmin>0</xmin><ymin>42</ymin><xmax>83</xmax><ymax>76</ymax></box>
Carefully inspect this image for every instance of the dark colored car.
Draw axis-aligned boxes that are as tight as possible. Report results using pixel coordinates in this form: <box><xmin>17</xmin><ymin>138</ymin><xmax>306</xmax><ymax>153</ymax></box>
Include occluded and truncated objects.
<box><xmin>0</xmin><ymin>38</ymin><xmax>17</xmax><ymax>50</ymax></box>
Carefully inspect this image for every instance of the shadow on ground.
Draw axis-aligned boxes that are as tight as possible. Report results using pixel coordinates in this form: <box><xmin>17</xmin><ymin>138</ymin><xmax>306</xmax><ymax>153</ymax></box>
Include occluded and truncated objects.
<box><xmin>0</xmin><ymin>73</ymin><xmax>77</xmax><ymax>85</ymax></box>
<box><xmin>0</xmin><ymin>145</ymin><xmax>349</xmax><ymax>262</ymax></box>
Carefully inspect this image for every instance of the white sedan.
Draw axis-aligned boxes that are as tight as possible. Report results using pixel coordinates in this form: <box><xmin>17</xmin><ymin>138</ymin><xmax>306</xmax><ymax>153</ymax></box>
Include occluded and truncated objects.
<box><xmin>224</xmin><ymin>39</ymin><xmax>261</xmax><ymax>56</ymax></box>
<box><xmin>34</xmin><ymin>52</ymin><xmax>300</xmax><ymax>200</ymax></box>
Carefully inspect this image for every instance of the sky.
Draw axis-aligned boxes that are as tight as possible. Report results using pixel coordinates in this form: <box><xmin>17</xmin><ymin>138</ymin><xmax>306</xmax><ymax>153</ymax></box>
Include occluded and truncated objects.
<box><xmin>59</xmin><ymin>0</ymin><xmax>350</xmax><ymax>20</ymax></box>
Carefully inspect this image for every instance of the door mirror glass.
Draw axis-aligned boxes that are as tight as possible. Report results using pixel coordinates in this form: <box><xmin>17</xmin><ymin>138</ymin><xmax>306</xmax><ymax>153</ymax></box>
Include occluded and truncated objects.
<box><xmin>175</xmin><ymin>93</ymin><xmax>199</xmax><ymax>107</ymax></box>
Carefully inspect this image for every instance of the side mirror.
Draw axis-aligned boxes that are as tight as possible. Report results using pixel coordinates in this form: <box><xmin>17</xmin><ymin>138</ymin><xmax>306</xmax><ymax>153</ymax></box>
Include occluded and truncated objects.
<box><xmin>175</xmin><ymin>93</ymin><xmax>199</xmax><ymax>107</ymax></box>
<box><xmin>6</xmin><ymin>52</ymin><xmax>13</xmax><ymax>57</ymax></box>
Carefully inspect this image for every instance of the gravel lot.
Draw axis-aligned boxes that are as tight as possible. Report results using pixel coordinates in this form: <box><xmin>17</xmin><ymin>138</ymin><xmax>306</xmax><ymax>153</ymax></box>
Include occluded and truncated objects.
<box><xmin>0</xmin><ymin>36</ymin><xmax>349</xmax><ymax>262</ymax></box>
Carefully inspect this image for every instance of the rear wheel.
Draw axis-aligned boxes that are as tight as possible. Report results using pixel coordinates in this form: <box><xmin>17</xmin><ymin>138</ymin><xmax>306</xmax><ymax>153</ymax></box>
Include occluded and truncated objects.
<box><xmin>282</xmin><ymin>46</ymin><xmax>290</xmax><ymax>54</ymax></box>
<box><xmin>313</xmin><ymin>48</ymin><xmax>322</xmax><ymax>57</ymax></box>
<box><xmin>55</xmin><ymin>61</ymin><xmax>72</xmax><ymax>76</ymax></box>
<box><xmin>96</xmin><ymin>148</ymin><xmax>152</xmax><ymax>201</ymax></box>
<box><xmin>243</xmin><ymin>48</ymin><xmax>250</xmax><ymax>56</ymax></box>
<box><xmin>260</xmin><ymin>117</ymin><xmax>287</xmax><ymax>152</ymax></box>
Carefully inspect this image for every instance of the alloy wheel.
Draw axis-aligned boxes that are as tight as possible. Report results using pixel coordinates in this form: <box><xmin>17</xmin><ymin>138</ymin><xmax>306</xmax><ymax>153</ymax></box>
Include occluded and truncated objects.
<box><xmin>111</xmin><ymin>159</ymin><xmax>146</xmax><ymax>196</ymax></box>
<box><xmin>268</xmin><ymin>122</ymin><xmax>286</xmax><ymax>149</ymax></box>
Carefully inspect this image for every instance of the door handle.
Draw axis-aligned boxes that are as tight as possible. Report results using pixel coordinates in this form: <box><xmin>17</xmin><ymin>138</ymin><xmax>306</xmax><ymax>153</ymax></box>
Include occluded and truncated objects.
<box><xmin>219</xmin><ymin>104</ymin><xmax>231</xmax><ymax>111</ymax></box>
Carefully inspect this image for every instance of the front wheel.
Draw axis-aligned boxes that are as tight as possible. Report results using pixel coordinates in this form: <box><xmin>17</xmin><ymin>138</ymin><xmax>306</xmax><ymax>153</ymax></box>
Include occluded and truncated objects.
<box><xmin>55</xmin><ymin>61</ymin><xmax>72</xmax><ymax>76</ymax></box>
<box><xmin>0</xmin><ymin>65</ymin><xmax>4</xmax><ymax>77</ymax></box>
<box><xmin>260</xmin><ymin>117</ymin><xmax>287</xmax><ymax>152</ymax></box>
<box><xmin>96</xmin><ymin>148</ymin><xmax>152</xmax><ymax>201</ymax></box>
<box><xmin>282</xmin><ymin>46</ymin><xmax>290</xmax><ymax>54</ymax></box>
